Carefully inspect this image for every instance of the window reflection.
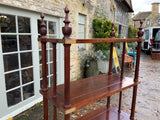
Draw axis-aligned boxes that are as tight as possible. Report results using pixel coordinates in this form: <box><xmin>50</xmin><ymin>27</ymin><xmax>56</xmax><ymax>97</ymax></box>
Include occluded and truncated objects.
<box><xmin>18</xmin><ymin>16</ymin><xmax>30</xmax><ymax>33</ymax></box>
<box><xmin>23</xmin><ymin>84</ymin><xmax>34</xmax><ymax>100</ymax></box>
<box><xmin>22</xmin><ymin>68</ymin><xmax>33</xmax><ymax>84</ymax></box>
<box><xmin>49</xmin><ymin>21</ymin><xmax>56</xmax><ymax>34</ymax></box>
<box><xmin>5</xmin><ymin>71</ymin><xmax>20</xmax><ymax>90</ymax></box>
<box><xmin>2</xmin><ymin>35</ymin><xmax>17</xmax><ymax>53</ymax></box>
<box><xmin>20</xmin><ymin>52</ymin><xmax>32</xmax><ymax>68</ymax></box>
<box><xmin>19</xmin><ymin>35</ymin><xmax>31</xmax><ymax>50</ymax></box>
<box><xmin>3</xmin><ymin>54</ymin><xmax>19</xmax><ymax>72</ymax></box>
<box><xmin>7</xmin><ymin>88</ymin><xmax>21</xmax><ymax>107</ymax></box>
<box><xmin>0</xmin><ymin>14</ymin><xmax>16</xmax><ymax>33</ymax></box>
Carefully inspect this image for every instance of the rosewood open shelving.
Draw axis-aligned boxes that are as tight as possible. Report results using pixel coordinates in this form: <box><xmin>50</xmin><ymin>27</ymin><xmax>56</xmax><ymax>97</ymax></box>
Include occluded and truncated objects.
<box><xmin>39</xmin><ymin>6</ymin><xmax>144</xmax><ymax>120</ymax></box>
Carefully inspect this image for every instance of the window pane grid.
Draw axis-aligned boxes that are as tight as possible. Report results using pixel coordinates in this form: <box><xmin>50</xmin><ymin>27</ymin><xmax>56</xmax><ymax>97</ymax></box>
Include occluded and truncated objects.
<box><xmin>6</xmin><ymin>81</ymin><xmax>34</xmax><ymax>93</ymax></box>
<box><xmin>1</xmin><ymin>14</ymin><xmax>34</xmax><ymax>107</ymax></box>
<box><xmin>4</xmin><ymin>66</ymin><xmax>33</xmax><ymax>74</ymax></box>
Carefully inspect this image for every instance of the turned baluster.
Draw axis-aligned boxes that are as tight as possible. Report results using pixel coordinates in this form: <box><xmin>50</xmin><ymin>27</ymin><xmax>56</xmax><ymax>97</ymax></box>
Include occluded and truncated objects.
<box><xmin>130</xmin><ymin>20</ymin><xmax>143</xmax><ymax>120</ymax></box>
<box><xmin>52</xmin><ymin>42</ymin><xmax>57</xmax><ymax>120</ymax></box>
<box><xmin>63</xmin><ymin>6</ymin><xmax>72</xmax><ymax>120</ymax></box>
<box><xmin>40</xmin><ymin>13</ymin><xmax>48</xmax><ymax>120</ymax></box>
<box><xmin>118</xmin><ymin>41</ymin><xmax>126</xmax><ymax>113</ymax></box>
<box><xmin>107</xmin><ymin>23</ymin><xmax>115</xmax><ymax>110</ymax></box>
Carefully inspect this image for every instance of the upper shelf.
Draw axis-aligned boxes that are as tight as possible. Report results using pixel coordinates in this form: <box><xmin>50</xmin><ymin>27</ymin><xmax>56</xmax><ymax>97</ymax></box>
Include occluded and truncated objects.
<box><xmin>38</xmin><ymin>38</ymin><xmax>145</xmax><ymax>44</ymax></box>
<box><xmin>40</xmin><ymin>73</ymin><xmax>140</xmax><ymax>114</ymax></box>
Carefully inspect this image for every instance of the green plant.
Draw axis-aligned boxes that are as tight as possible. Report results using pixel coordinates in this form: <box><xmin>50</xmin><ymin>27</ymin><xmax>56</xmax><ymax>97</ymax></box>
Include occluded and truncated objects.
<box><xmin>92</xmin><ymin>18</ymin><xmax>118</xmax><ymax>58</ymax></box>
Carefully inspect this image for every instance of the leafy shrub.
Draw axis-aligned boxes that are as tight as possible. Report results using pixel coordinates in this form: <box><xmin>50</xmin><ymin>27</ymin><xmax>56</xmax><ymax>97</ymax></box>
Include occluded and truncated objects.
<box><xmin>92</xmin><ymin>18</ymin><xmax>118</xmax><ymax>59</ymax></box>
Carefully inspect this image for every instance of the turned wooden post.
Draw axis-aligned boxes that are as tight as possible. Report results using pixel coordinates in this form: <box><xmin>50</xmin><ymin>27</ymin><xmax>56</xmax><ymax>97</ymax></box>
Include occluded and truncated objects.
<box><xmin>130</xmin><ymin>20</ymin><xmax>143</xmax><ymax>120</ymax></box>
<box><xmin>63</xmin><ymin>6</ymin><xmax>72</xmax><ymax>120</ymax></box>
<box><xmin>121</xmin><ymin>42</ymin><xmax>126</xmax><ymax>80</ymax></box>
<box><xmin>107</xmin><ymin>23</ymin><xmax>115</xmax><ymax>110</ymax></box>
<box><xmin>52</xmin><ymin>43</ymin><xmax>57</xmax><ymax>120</ymax></box>
<box><xmin>108</xmin><ymin>23</ymin><xmax>115</xmax><ymax>75</ymax></box>
<box><xmin>40</xmin><ymin>13</ymin><xmax>48</xmax><ymax>120</ymax></box>
<box><xmin>118</xmin><ymin>42</ymin><xmax>126</xmax><ymax>113</ymax></box>
<box><xmin>52</xmin><ymin>43</ymin><xmax>57</xmax><ymax>98</ymax></box>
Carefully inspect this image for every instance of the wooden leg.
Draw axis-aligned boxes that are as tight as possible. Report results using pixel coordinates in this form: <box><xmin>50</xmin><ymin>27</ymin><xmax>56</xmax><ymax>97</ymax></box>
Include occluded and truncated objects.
<box><xmin>65</xmin><ymin>114</ymin><xmax>70</xmax><ymax>120</ymax></box>
<box><xmin>130</xmin><ymin>85</ymin><xmax>138</xmax><ymax>120</ymax></box>
<box><xmin>43</xmin><ymin>97</ymin><xmax>48</xmax><ymax>120</ymax></box>
<box><xmin>118</xmin><ymin>91</ymin><xmax>122</xmax><ymax>113</ymax></box>
<box><xmin>53</xmin><ymin>105</ymin><xmax>56</xmax><ymax>120</ymax></box>
<box><xmin>107</xmin><ymin>97</ymin><xmax>110</xmax><ymax>109</ymax></box>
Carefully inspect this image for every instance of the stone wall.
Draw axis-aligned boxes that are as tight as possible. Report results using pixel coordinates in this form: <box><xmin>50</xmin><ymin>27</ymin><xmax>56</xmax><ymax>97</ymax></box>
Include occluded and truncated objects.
<box><xmin>0</xmin><ymin>0</ymin><xmax>99</xmax><ymax>81</ymax></box>
<box><xmin>0</xmin><ymin>0</ymin><xmax>130</xmax><ymax>81</ymax></box>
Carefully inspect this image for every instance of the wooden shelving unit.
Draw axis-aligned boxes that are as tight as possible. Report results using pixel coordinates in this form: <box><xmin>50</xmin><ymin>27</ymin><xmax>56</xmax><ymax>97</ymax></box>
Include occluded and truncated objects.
<box><xmin>39</xmin><ymin>6</ymin><xmax>144</xmax><ymax>120</ymax></box>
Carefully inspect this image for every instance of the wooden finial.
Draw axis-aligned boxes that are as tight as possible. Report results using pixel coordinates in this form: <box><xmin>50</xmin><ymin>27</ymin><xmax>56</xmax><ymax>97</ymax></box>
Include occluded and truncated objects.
<box><xmin>62</xmin><ymin>6</ymin><xmax>72</xmax><ymax>39</ymax></box>
<box><xmin>110</xmin><ymin>23</ymin><xmax>115</xmax><ymax>38</ymax></box>
<box><xmin>138</xmin><ymin>20</ymin><xmax>144</xmax><ymax>39</ymax></box>
<box><xmin>40</xmin><ymin>13</ymin><xmax>47</xmax><ymax>39</ymax></box>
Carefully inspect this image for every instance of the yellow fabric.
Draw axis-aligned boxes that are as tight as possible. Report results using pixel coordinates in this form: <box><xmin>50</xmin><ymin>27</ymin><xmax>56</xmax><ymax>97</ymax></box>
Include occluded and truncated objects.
<box><xmin>113</xmin><ymin>47</ymin><xmax>119</xmax><ymax>67</ymax></box>
<box><xmin>125</xmin><ymin>42</ymin><xmax>129</xmax><ymax>52</ymax></box>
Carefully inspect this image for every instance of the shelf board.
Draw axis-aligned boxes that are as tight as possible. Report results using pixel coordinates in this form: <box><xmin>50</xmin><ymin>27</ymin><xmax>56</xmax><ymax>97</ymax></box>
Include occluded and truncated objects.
<box><xmin>40</xmin><ymin>73</ymin><xmax>139</xmax><ymax>114</ymax></box>
<box><xmin>76</xmin><ymin>106</ymin><xmax>129</xmax><ymax>120</ymax></box>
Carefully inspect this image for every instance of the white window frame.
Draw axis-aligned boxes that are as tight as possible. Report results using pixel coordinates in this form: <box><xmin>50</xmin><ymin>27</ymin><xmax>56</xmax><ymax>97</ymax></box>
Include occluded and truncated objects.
<box><xmin>0</xmin><ymin>5</ymin><xmax>64</xmax><ymax>120</ymax></box>
<box><xmin>146</xmin><ymin>19</ymin><xmax>150</xmax><ymax>26</ymax></box>
<box><xmin>78</xmin><ymin>13</ymin><xmax>86</xmax><ymax>50</ymax></box>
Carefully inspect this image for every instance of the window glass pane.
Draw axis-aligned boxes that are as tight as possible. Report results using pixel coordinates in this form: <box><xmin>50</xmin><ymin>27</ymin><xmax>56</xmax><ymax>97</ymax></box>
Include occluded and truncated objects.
<box><xmin>145</xmin><ymin>30</ymin><xmax>149</xmax><ymax>40</ymax></box>
<box><xmin>40</xmin><ymin>65</ymin><xmax>42</xmax><ymax>78</ymax></box>
<box><xmin>18</xmin><ymin>16</ymin><xmax>30</xmax><ymax>33</ymax></box>
<box><xmin>49</xmin><ymin>21</ymin><xmax>56</xmax><ymax>34</ymax></box>
<box><xmin>37</xmin><ymin>20</ymin><xmax>46</xmax><ymax>34</ymax></box>
<box><xmin>50</xmin><ymin>76</ymin><xmax>53</xmax><ymax>87</ymax></box>
<box><xmin>0</xmin><ymin>14</ymin><xmax>16</xmax><ymax>33</ymax></box>
<box><xmin>40</xmin><ymin>80</ymin><xmax>42</xmax><ymax>88</ymax></box>
<box><xmin>146</xmin><ymin>20</ymin><xmax>150</xmax><ymax>25</ymax></box>
<box><xmin>7</xmin><ymin>88</ymin><xmax>21</xmax><ymax>107</ymax></box>
<box><xmin>3</xmin><ymin>54</ymin><xmax>19</xmax><ymax>72</ymax></box>
<box><xmin>39</xmin><ymin>51</ymin><xmax>42</xmax><ymax>64</ymax></box>
<box><xmin>50</xmin><ymin>63</ymin><xmax>53</xmax><ymax>74</ymax></box>
<box><xmin>22</xmin><ymin>68</ymin><xmax>33</xmax><ymax>84</ymax></box>
<box><xmin>50</xmin><ymin>50</ymin><xmax>53</xmax><ymax>61</ymax></box>
<box><xmin>19</xmin><ymin>35</ymin><xmax>31</xmax><ymax>50</ymax></box>
<box><xmin>2</xmin><ymin>35</ymin><xmax>17</xmax><ymax>53</ymax></box>
<box><xmin>21</xmin><ymin>52</ymin><xmax>32</xmax><ymax>68</ymax></box>
<box><xmin>5</xmin><ymin>71</ymin><xmax>20</xmax><ymax>90</ymax></box>
<box><xmin>23</xmin><ymin>83</ymin><xmax>34</xmax><ymax>100</ymax></box>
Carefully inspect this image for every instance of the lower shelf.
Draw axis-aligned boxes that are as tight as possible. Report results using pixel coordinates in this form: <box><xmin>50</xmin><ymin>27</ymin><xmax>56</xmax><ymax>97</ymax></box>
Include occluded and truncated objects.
<box><xmin>77</xmin><ymin>106</ymin><xmax>129</xmax><ymax>120</ymax></box>
<box><xmin>40</xmin><ymin>73</ymin><xmax>139</xmax><ymax>114</ymax></box>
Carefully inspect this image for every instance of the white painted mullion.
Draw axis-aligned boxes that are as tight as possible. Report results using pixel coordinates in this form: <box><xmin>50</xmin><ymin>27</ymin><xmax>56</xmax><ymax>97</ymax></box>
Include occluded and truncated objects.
<box><xmin>4</xmin><ymin>66</ymin><xmax>33</xmax><ymax>74</ymax></box>
<box><xmin>31</xmin><ymin>14</ymin><xmax>41</xmax><ymax>97</ymax></box>
<box><xmin>16</xmin><ymin>15</ymin><xmax>24</xmax><ymax>102</ymax></box>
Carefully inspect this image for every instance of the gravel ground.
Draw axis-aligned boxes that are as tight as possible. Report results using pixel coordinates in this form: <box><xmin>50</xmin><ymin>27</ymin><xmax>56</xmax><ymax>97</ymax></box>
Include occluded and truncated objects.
<box><xmin>13</xmin><ymin>51</ymin><xmax>160</xmax><ymax>120</ymax></box>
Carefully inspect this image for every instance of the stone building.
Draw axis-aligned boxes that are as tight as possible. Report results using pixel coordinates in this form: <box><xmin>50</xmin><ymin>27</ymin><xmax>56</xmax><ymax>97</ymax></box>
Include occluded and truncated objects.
<box><xmin>0</xmin><ymin>0</ymin><xmax>133</xmax><ymax>119</ymax></box>
<box><xmin>133</xmin><ymin>2</ymin><xmax>160</xmax><ymax>28</ymax></box>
